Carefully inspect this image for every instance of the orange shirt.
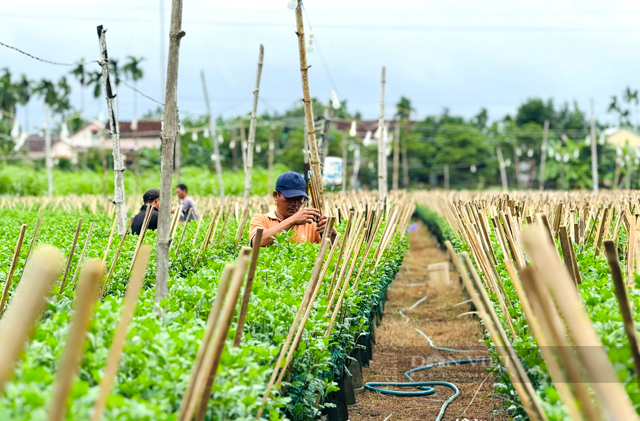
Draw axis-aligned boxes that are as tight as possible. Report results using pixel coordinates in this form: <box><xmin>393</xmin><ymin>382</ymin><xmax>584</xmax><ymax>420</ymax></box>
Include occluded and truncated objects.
<box><xmin>249</xmin><ymin>211</ymin><xmax>322</xmax><ymax>245</ymax></box>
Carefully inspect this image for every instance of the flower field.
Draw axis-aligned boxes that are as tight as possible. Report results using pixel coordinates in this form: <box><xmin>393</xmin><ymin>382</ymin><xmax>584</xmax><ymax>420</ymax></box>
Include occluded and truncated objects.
<box><xmin>0</xmin><ymin>194</ymin><xmax>412</xmax><ymax>420</ymax></box>
<box><xmin>417</xmin><ymin>191</ymin><xmax>640</xmax><ymax>421</ymax></box>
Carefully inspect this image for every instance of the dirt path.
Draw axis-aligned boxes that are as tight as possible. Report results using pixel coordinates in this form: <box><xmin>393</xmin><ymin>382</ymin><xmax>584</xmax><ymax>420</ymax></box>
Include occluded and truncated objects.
<box><xmin>350</xmin><ymin>221</ymin><xmax>506</xmax><ymax>421</ymax></box>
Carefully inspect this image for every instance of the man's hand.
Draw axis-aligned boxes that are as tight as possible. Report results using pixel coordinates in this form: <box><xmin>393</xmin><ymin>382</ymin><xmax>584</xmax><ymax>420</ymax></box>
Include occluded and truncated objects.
<box><xmin>287</xmin><ymin>208</ymin><xmax>321</xmax><ymax>226</ymax></box>
<box><xmin>316</xmin><ymin>215</ymin><xmax>337</xmax><ymax>237</ymax></box>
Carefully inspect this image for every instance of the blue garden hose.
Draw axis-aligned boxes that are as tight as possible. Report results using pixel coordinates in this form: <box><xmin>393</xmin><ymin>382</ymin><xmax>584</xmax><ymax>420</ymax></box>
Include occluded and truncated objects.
<box><xmin>364</xmin><ymin>328</ymin><xmax>492</xmax><ymax>421</ymax></box>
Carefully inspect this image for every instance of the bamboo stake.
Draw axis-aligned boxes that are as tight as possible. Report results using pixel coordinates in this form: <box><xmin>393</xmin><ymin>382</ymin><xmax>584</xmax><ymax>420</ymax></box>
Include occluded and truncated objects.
<box><xmin>0</xmin><ymin>246</ymin><xmax>64</xmax><ymax>393</ymax></box>
<box><xmin>0</xmin><ymin>224</ymin><xmax>27</xmax><ymax>315</ymax></box>
<box><xmin>244</xmin><ymin>44</ymin><xmax>264</xmax><ymax>203</ymax></box>
<box><xmin>326</xmin><ymin>213</ymin><xmax>353</xmax><ymax>297</ymax></box>
<box><xmin>174</xmin><ymin>207</ymin><xmax>193</xmax><ymax>257</ymax></box>
<box><xmin>102</xmin><ymin>210</ymin><xmax>118</xmax><ymax>263</ymax></box>
<box><xmin>70</xmin><ymin>222</ymin><xmax>95</xmax><ymax>288</ymax></box>
<box><xmin>23</xmin><ymin>214</ymin><xmax>43</xmax><ymax>270</ymax></box>
<box><xmin>523</xmin><ymin>225</ymin><xmax>639</xmax><ymax>420</ymax></box>
<box><xmin>97</xmin><ymin>25</ymin><xmax>127</xmax><ymax>236</ymax></box>
<box><xmin>130</xmin><ymin>206</ymin><xmax>154</xmax><ymax>271</ymax></box>
<box><xmin>604</xmin><ymin>240</ymin><xmax>640</xmax><ymax>391</ymax></box>
<box><xmin>103</xmin><ymin>218</ymin><xmax>133</xmax><ymax>292</ymax></box>
<box><xmin>294</xmin><ymin>0</ymin><xmax>324</xmax><ymax>212</ymax></box>
<box><xmin>190</xmin><ymin>249</ymin><xmax>251</xmax><ymax>421</ymax></box>
<box><xmin>91</xmin><ymin>246</ymin><xmax>151</xmax><ymax>421</ymax></box>
<box><xmin>59</xmin><ymin>218</ymin><xmax>83</xmax><ymax>295</ymax></box>
<box><xmin>155</xmin><ymin>0</ymin><xmax>186</xmax><ymax>303</ymax></box>
<box><xmin>177</xmin><ymin>265</ymin><xmax>234</xmax><ymax>420</ymax></box>
<box><xmin>48</xmin><ymin>259</ymin><xmax>104</xmax><ymax>421</ymax></box>
<box><xmin>233</xmin><ymin>228</ymin><xmax>263</xmax><ymax>347</ymax></box>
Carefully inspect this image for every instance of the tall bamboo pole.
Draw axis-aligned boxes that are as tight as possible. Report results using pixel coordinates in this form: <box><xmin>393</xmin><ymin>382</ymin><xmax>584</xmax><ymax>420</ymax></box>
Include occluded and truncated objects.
<box><xmin>267</xmin><ymin>129</ymin><xmax>275</xmax><ymax>188</ymax></box>
<box><xmin>377</xmin><ymin>67</ymin><xmax>387</xmax><ymax>202</ymax></box>
<box><xmin>402</xmin><ymin>139</ymin><xmax>409</xmax><ymax>190</ymax></box>
<box><xmin>155</xmin><ymin>0</ymin><xmax>185</xmax><ymax>303</ymax></box>
<box><xmin>497</xmin><ymin>147</ymin><xmax>509</xmax><ymax>192</ymax></box>
<box><xmin>97</xmin><ymin>25</ymin><xmax>127</xmax><ymax>236</ymax></box>
<box><xmin>342</xmin><ymin>132</ymin><xmax>348</xmax><ymax>193</ymax></box>
<box><xmin>44</xmin><ymin>104</ymin><xmax>53</xmax><ymax>200</ymax></box>
<box><xmin>294</xmin><ymin>0</ymin><xmax>324</xmax><ymax>212</ymax></box>
<box><xmin>539</xmin><ymin>119</ymin><xmax>549</xmax><ymax>190</ymax></box>
<box><xmin>200</xmin><ymin>71</ymin><xmax>224</xmax><ymax>198</ymax></box>
<box><xmin>244</xmin><ymin>45</ymin><xmax>264</xmax><ymax>203</ymax></box>
<box><xmin>590</xmin><ymin>98</ymin><xmax>599</xmax><ymax>196</ymax></box>
<box><xmin>393</xmin><ymin>120</ymin><xmax>400</xmax><ymax>190</ymax></box>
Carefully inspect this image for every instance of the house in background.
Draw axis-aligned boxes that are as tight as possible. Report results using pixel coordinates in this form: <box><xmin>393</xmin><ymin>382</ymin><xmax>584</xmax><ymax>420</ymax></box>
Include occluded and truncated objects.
<box><xmin>604</xmin><ymin>127</ymin><xmax>640</xmax><ymax>148</ymax></box>
<box><xmin>17</xmin><ymin>120</ymin><xmax>162</xmax><ymax>164</ymax></box>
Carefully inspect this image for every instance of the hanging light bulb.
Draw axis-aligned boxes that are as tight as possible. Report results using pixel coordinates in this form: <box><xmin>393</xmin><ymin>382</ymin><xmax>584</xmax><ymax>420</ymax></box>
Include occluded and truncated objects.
<box><xmin>131</xmin><ymin>118</ymin><xmax>138</xmax><ymax>132</ymax></box>
<box><xmin>256</xmin><ymin>144</ymin><xmax>262</xmax><ymax>153</ymax></box>
<box><xmin>203</xmin><ymin>128</ymin><xmax>210</xmax><ymax>138</ymax></box>
<box><xmin>307</xmin><ymin>33</ymin><xmax>315</xmax><ymax>53</ymax></box>
<box><xmin>585</xmin><ymin>135</ymin><xmax>590</xmax><ymax>146</ymax></box>
<box><xmin>287</xmin><ymin>0</ymin><xmax>296</xmax><ymax>10</ymax></box>
<box><xmin>599</xmin><ymin>133</ymin><xmax>606</xmax><ymax>145</ymax></box>
<box><xmin>331</xmin><ymin>89</ymin><xmax>340</xmax><ymax>109</ymax></box>
<box><xmin>210</xmin><ymin>153</ymin><xmax>218</xmax><ymax>162</ymax></box>
<box><xmin>179</xmin><ymin>125</ymin><xmax>186</xmax><ymax>135</ymax></box>
<box><xmin>269</xmin><ymin>142</ymin><xmax>275</xmax><ymax>150</ymax></box>
<box><xmin>617</xmin><ymin>148</ymin><xmax>623</xmax><ymax>157</ymax></box>
<box><xmin>349</xmin><ymin>120</ymin><xmax>357</xmax><ymax>137</ymax></box>
<box><xmin>554</xmin><ymin>153</ymin><xmax>561</xmax><ymax>162</ymax></box>
<box><xmin>527</xmin><ymin>148</ymin><xmax>534</xmax><ymax>158</ymax></box>
<box><xmin>191</xmin><ymin>131</ymin><xmax>198</xmax><ymax>142</ymax></box>
<box><xmin>504</xmin><ymin>159</ymin><xmax>511</xmax><ymax>167</ymax></box>
<box><xmin>563</xmin><ymin>153</ymin><xmax>569</xmax><ymax>163</ymax></box>
<box><xmin>60</xmin><ymin>121</ymin><xmax>69</xmax><ymax>139</ymax></box>
<box><xmin>10</xmin><ymin>119</ymin><xmax>20</xmax><ymax>139</ymax></box>
<box><xmin>229</xmin><ymin>140</ymin><xmax>236</xmax><ymax>149</ymax></box>
<box><xmin>217</xmin><ymin>134</ymin><xmax>224</xmax><ymax>144</ymax></box>
<box><xmin>368</xmin><ymin>161</ymin><xmax>374</xmax><ymax>170</ymax></box>
<box><xmin>635</xmin><ymin>158</ymin><xmax>639</xmax><ymax>165</ymax></box>
<box><xmin>515</xmin><ymin>147</ymin><xmax>522</xmax><ymax>157</ymax></box>
<box><xmin>573</xmin><ymin>149</ymin><xmax>579</xmax><ymax>159</ymax></box>
<box><xmin>364</xmin><ymin>130</ymin><xmax>372</xmax><ymax>146</ymax></box>
<box><xmin>470</xmin><ymin>164</ymin><xmax>477</xmax><ymax>173</ymax></box>
<box><xmin>548</xmin><ymin>147</ymin><xmax>554</xmax><ymax>158</ymax></box>
<box><xmin>373</xmin><ymin>126</ymin><xmax>381</xmax><ymax>140</ymax></box>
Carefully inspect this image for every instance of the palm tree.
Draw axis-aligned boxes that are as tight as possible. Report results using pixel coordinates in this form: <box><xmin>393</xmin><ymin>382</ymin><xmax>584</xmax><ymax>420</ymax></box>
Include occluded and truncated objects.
<box><xmin>123</xmin><ymin>56</ymin><xmax>145</xmax><ymax>194</ymax></box>
<box><xmin>624</xmin><ymin>87</ymin><xmax>639</xmax><ymax>128</ymax></box>
<box><xmin>0</xmin><ymin>68</ymin><xmax>18</xmax><ymax>118</ymax></box>
<box><xmin>15</xmin><ymin>75</ymin><xmax>32</xmax><ymax>132</ymax></box>
<box><xmin>70</xmin><ymin>58</ymin><xmax>87</xmax><ymax>115</ymax></box>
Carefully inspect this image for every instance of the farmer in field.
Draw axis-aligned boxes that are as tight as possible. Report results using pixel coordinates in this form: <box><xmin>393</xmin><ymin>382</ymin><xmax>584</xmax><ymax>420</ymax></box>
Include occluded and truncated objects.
<box><xmin>131</xmin><ymin>188</ymin><xmax>160</xmax><ymax>235</ymax></box>
<box><xmin>249</xmin><ymin>171</ymin><xmax>336</xmax><ymax>247</ymax></box>
<box><xmin>176</xmin><ymin>183</ymin><xmax>198</xmax><ymax>222</ymax></box>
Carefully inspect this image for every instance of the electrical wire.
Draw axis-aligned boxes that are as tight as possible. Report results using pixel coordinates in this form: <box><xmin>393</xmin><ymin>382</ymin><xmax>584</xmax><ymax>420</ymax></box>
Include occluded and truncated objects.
<box><xmin>0</xmin><ymin>40</ymin><xmax>91</xmax><ymax>67</ymax></box>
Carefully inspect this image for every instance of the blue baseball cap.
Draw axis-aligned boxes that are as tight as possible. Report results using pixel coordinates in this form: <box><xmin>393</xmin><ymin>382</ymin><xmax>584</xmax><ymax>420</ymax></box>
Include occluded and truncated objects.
<box><xmin>275</xmin><ymin>172</ymin><xmax>308</xmax><ymax>199</ymax></box>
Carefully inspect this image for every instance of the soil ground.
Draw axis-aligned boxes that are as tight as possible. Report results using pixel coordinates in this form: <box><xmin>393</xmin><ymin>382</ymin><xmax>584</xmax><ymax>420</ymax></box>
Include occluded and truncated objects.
<box><xmin>349</xmin><ymin>221</ymin><xmax>509</xmax><ymax>421</ymax></box>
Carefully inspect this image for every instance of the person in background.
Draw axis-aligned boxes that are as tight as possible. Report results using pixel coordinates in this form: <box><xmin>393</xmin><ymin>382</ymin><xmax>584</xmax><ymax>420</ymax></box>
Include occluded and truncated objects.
<box><xmin>249</xmin><ymin>171</ymin><xmax>337</xmax><ymax>247</ymax></box>
<box><xmin>176</xmin><ymin>183</ymin><xmax>198</xmax><ymax>222</ymax></box>
<box><xmin>131</xmin><ymin>188</ymin><xmax>160</xmax><ymax>235</ymax></box>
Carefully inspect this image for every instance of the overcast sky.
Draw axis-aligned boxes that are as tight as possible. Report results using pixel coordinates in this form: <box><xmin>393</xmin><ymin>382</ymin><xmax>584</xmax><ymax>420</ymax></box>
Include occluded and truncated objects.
<box><xmin>3</xmin><ymin>0</ymin><xmax>640</xmax><ymax>130</ymax></box>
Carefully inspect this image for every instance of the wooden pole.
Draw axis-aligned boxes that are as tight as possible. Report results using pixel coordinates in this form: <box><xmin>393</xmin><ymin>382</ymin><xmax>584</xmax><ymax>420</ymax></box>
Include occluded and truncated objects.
<box><xmin>0</xmin><ymin>224</ymin><xmax>27</xmax><ymax>315</ymax></box>
<box><xmin>239</xmin><ymin>117</ymin><xmax>247</xmax><ymax>171</ymax></box>
<box><xmin>342</xmin><ymin>131</ymin><xmax>348</xmax><ymax>194</ymax></box>
<box><xmin>590</xmin><ymin>99</ymin><xmax>599</xmax><ymax>196</ymax></box>
<box><xmin>539</xmin><ymin>119</ymin><xmax>549</xmax><ymax>191</ymax></box>
<box><xmin>102</xmin><ymin>210</ymin><xmax>118</xmax><ymax>263</ymax></box>
<box><xmin>294</xmin><ymin>0</ymin><xmax>325</xmax><ymax>212</ymax></box>
<box><xmin>233</xmin><ymin>228</ymin><xmax>263</xmax><ymax>347</ymax></box>
<box><xmin>244</xmin><ymin>45</ymin><xmax>265</xmax><ymax>203</ymax></box>
<box><xmin>44</xmin><ymin>104</ymin><xmax>53</xmax><ymax>200</ymax></box>
<box><xmin>444</xmin><ymin>164</ymin><xmax>450</xmax><ymax>190</ymax></box>
<box><xmin>192</xmin><ymin>249</ymin><xmax>251</xmax><ymax>421</ymax></box>
<box><xmin>377</xmin><ymin>67</ymin><xmax>386</xmax><ymax>202</ymax></box>
<box><xmin>70</xmin><ymin>222</ymin><xmax>95</xmax><ymax>288</ymax></box>
<box><xmin>496</xmin><ymin>147</ymin><xmax>509</xmax><ymax>192</ymax></box>
<box><xmin>48</xmin><ymin>259</ymin><xmax>104</xmax><ymax>421</ymax></box>
<box><xmin>97</xmin><ymin>25</ymin><xmax>127</xmax><ymax>237</ymax></box>
<box><xmin>177</xmin><ymin>265</ymin><xmax>233</xmax><ymax>420</ymax></box>
<box><xmin>268</xmin><ymin>129</ymin><xmax>275</xmax><ymax>188</ymax></box>
<box><xmin>402</xmin><ymin>138</ymin><xmax>409</xmax><ymax>191</ymax></box>
<box><xmin>0</xmin><ymin>246</ymin><xmax>64</xmax><ymax>393</ymax></box>
<box><xmin>393</xmin><ymin>120</ymin><xmax>400</xmax><ymax>190</ymax></box>
<box><xmin>175</xmin><ymin>130</ymin><xmax>181</xmax><ymax>183</ymax></box>
<box><xmin>156</xmin><ymin>0</ymin><xmax>185</xmax><ymax>303</ymax></box>
<box><xmin>23</xmin><ymin>214</ymin><xmax>43</xmax><ymax>270</ymax></box>
<box><xmin>91</xmin><ymin>246</ymin><xmax>151</xmax><ymax>421</ymax></box>
<box><xmin>59</xmin><ymin>218</ymin><xmax>83</xmax><ymax>295</ymax></box>
<box><xmin>200</xmin><ymin>71</ymin><xmax>224</xmax><ymax>198</ymax></box>
<box><xmin>604</xmin><ymin>240</ymin><xmax>640</xmax><ymax>391</ymax></box>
